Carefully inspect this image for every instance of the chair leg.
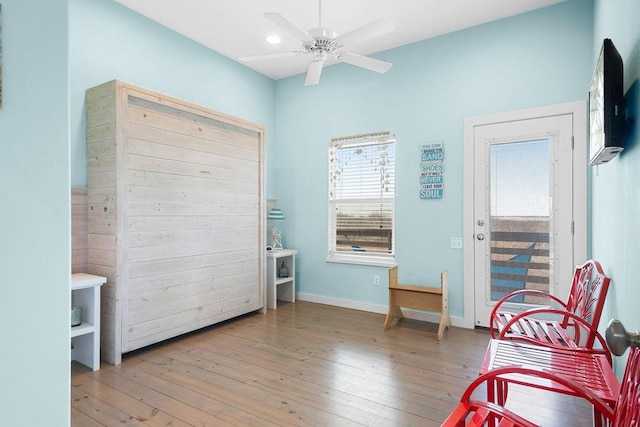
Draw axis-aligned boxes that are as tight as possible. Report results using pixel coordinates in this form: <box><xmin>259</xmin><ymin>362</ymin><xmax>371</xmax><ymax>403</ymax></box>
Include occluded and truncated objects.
<box><xmin>437</xmin><ymin>310</ymin><xmax>452</xmax><ymax>341</ymax></box>
<box><xmin>437</xmin><ymin>273</ymin><xmax>452</xmax><ymax>341</ymax></box>
<box><xmin>384</xmin><ymin>305</ymin><xmax>402</xmax><ymax>330</ymax></box>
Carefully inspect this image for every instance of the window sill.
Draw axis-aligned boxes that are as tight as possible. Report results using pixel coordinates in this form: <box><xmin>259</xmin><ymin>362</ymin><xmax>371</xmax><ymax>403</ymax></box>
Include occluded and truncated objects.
<box><xmin>326</xmin><ymin>254</ymin><xmax>396</xmax><ymax>267</ymax></box>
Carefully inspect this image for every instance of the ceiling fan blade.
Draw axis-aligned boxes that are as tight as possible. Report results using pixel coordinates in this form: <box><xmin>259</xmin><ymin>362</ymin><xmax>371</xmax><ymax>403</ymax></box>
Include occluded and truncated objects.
<box><xmin>264</xmin><ymin>12</ymin><xmax>315</xmax><ymax>43</ymax></box>
<box><xmin>334</xmin><ymin>19</ymin><xmax>394</xmax><ymax>47</ymax></box>
<box><xmin>239</xmin><ymin>51</ymin><xmax>301</xmax><ymax>62</ymax></box>
<box><xmin>305</xmin><ymin>57</ymin><xmax>326</xmax><ymax>86</ymax></box>
<box><xmin>336</xmin><ymin>52</ymin><xmax>392</xmax><ymax>74</ymax></box>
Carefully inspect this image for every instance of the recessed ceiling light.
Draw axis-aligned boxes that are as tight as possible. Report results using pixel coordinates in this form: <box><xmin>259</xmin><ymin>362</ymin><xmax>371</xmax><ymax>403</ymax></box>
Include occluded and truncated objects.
<box><xmin>265</xmin><ymin>34</ymin><xmax>282</xmax><ymax>44</ymax></box>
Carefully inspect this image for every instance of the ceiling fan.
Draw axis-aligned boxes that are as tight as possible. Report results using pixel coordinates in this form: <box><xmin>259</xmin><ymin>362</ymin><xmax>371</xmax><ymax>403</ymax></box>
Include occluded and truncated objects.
<box><xmin>240</xmin><ymin>0</ymin><xmax>394</xmax><ymax>86</ymax></box>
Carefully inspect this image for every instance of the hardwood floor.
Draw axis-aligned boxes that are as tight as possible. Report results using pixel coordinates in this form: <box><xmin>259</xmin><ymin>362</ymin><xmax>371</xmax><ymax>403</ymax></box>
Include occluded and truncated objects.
<box><xmin>72</xmin><ymin>301</ymin><xmax>592</xmax><ymax>426</ymax></box>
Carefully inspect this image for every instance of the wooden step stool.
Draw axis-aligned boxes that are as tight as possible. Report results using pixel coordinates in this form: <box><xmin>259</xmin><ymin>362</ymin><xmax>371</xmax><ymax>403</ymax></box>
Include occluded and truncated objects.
<box><xmin>383</xmin><ymin>266</ymin><xmax>451</xmax><ymax>340</ymax></box>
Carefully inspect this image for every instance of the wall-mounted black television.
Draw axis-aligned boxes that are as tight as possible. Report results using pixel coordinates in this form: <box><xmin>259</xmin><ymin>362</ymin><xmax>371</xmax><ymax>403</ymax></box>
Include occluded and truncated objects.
<box><xmin>589</xmin><ymin>38</ymin><xmax>624</xmax><ymax>165</ymax></box>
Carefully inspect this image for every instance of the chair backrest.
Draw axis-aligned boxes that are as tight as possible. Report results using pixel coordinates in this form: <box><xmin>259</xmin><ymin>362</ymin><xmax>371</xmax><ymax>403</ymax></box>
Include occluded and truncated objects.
<box><xmin>563</xmin><ymin>260</ymin><xmax>611</xmax><ymax>348</ymax></box>
<box><xmin>613</xmin><ymin>346</ymin><xmax>640</xmax><ymax>427</ymax></box>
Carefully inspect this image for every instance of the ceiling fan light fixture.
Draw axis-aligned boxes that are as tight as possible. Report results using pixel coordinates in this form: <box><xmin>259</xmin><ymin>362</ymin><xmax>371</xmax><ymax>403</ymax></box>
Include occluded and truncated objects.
<box><xmin>265</xmin><ymin>34</ymin><xmax>282</xmax><ymax>44</ymax></box>
<box><xmin>248</xmin><ymin>3</ymin><xmax>394</xmax><ymax>86</ymax></box>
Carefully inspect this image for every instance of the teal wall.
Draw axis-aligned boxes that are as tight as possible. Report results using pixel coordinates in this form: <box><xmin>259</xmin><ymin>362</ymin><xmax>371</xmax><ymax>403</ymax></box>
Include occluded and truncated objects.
<box><xmin>591</xmin><ymin>0</ymin><xmax>640</xmax><ymax>376</ymax></box>
<box><xmin>0</xmin><ymin>1</ymin><xmax>71</xmax><ymax>425</ymax></box>
<box><xmin>272</xmin><ymin>0</ymin><xmax>594</xmax><ymax>317</ymax></box>
<box><xmin>69</xmin><ymin>0</ymin><xmax>276</xmax><ymax>187</ymax></box>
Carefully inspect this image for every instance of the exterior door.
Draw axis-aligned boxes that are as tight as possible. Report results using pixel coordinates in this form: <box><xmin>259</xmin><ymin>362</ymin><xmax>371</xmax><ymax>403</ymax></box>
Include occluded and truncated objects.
<box><xmin>471</xmin><ymin>113</ymin><xmax>577</xmax><ymax>327</ymax></box>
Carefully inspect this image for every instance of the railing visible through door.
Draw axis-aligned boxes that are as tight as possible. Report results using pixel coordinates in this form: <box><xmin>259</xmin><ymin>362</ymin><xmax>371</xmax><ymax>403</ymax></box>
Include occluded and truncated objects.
<box><xmin>490</xmin><ymin>217</ymin><xmax>551</xmax><ymax>304</ymax></box>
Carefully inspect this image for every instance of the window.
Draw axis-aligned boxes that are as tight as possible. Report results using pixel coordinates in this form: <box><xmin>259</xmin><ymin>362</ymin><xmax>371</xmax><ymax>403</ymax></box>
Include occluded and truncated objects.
<box><xmin>328</xmin><ymin>132</ymin><xmax>395</xmax><ymax>266</ymax></box>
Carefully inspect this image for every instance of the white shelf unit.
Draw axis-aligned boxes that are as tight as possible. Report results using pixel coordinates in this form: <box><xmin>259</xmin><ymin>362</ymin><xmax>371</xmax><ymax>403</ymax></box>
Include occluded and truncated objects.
<box><xmin>266</xmin><ymin>249</ymin><xmax>297</xmax><ymax>309</ymax></box>
<box><xmin>71</xmin><ymin>273</ymin><xmax>106</xmax><ymax>371</ymax></box>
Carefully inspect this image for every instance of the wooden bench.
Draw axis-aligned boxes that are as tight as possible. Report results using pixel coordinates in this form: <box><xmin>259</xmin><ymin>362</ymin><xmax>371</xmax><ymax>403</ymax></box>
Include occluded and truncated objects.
<box><xmin>383</xmin><ymin>266</ymin><xmax>451</xmax><ymax>340</ymax></box>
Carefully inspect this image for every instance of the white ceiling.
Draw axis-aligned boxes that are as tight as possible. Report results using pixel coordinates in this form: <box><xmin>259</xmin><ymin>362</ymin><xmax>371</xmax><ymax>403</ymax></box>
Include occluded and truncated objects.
<box><xmin>115</xmin><ymin>0</ymin><xmax>565</xmax><ymax>81</ymax></box>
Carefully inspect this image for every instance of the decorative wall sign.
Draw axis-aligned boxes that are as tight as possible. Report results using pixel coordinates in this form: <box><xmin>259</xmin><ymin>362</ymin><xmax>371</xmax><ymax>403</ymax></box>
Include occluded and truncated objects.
<box><xmin>420</xmin><ymin>142</ymin><xmax>444</xmax><ymax>199</ymax></box>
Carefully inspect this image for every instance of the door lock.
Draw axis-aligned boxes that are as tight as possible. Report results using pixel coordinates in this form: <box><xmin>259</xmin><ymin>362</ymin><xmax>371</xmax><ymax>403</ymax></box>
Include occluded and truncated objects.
<box><xmin>477</xmin><ymin>219</ymin><xmax>485</xmax><ymax>227</ymax></box>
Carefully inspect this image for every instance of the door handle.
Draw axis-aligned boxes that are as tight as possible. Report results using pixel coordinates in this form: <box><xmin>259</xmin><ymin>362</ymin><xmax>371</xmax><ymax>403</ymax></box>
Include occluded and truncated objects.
<box><xmin>477</xmin><ymin>233</ymin><xmax>485</xmax><ymax>241</ymax></box>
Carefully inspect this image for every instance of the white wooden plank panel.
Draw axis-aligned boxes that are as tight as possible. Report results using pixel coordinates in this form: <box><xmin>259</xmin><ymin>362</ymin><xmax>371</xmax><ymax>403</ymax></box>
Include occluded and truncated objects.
<box><xmin>127</xmin><ymin>154</ymin><xmax>258</xmax><ymax>184</ymax></box>
<box><xmin>127</xmin><ymin>237</ymin><xmax>258</xmax><ymax>263</ymax></box>
<box><xmin>71</xmin><ymin>188</ymin><xmax>89</xmax><ymax>273</ymax></box>
<box><xmin>88</xmin><ymin>219</ymin><xmax>116</xmax><ymax>235</ymax></box>
<box><xmin>86</xmin><ymin>85</ymin><xmax>115</xmax><ymax>113</ymax></box>
<box><xmin>87</xmin><ymin>171</ymin><xmax>116</xmax><ymax>189</ymax></box>
<box><xmin>85</xmin><ymin>80</ymin><xmax>116</xmax><ymax>101</ymax></box>
<box><xmin>127</xmin><ymin>121</ymin><xmax>259</xmax><ymax>161</ymax></box>
<box><xmin>100</xmin><ymin>312</ymin><xmax>116</xmax><ymax>360</ymax></box>
<box><xmin>87</xmin><ymin>188</ymin><xmax>116</xmax><ymax>205</ymax></box>
<box><xmin>86</xmin><ymin>80</ymin><xmax>122</xmax><ymax>366</ymax></box>
<box><xmin>87</xmin><ymin>155</ymin><xmax>116</xmax><ymax>174</ymax></box>
<box><xmin>87</xmin><ymin>106</ymin><xmax>116</xmax><ymax>129</ymax></box>
<box><xmin>128</xmin><ymin>201</ymin><xmax>258</xmax><ymax>217</ymax></box>
<box><xmin>73</xmin><ymin>222</ymin><xmax>88</xmax><ymax>236</ymax></box>
<box><xmin>128</xmin><ymin>249</ymin><xmax>258</xmax><ymax>279</ymax></box>
<box><xmin>127</xmin><ymin>295</ymin><xmax>261</xmax><ymax>343</ymax></box>
<box><xmin>128</xmin><ymin>184</ymin><xmax>258</xmax><ymax>206</ymax></box>
<box><xmin>87</xmin><ymin>201</ymin><xmax>117</xmax><ymax>219</ymax></box>
<box><xmin>72</xmin><ymin>235</ymin><xmax>88</xmax><ymax>251</ymax></box>
<box><xmin>129</xmin><ymin>272</ymin><xmax>260</xmax><ymax>311</ymax></box>
<box><xmin>126</xmin><ymin>86</ymin><xmax>264</xmax><ymax>134</ymax></box>
<box><xmin>87</xmin><ymin>124</ymin><xmax>116</xmax><ymax>145</ymax></box>
<box><xmin>88</xmin><ymin>233</ymin><xmax>117</xmax><ymax>251</ymax></box>
<box><xmin>72</xmin><ymin>194</ymin><xmax>87</xmax><ymax>216</ymax></box>
<box><xmin>72</xmin><ymin>209</ymin><xmax>87</xmax><ymax>222</ymax></box>
<box><xmin>72</xmin><ymin>252</ymin><xmax>88</xmax><ymax>274</ymax></box>
<box><xmin>126</xmin><ymin>302</ymin><xmax>262</xmax><ymax>353</ymax></box>
<box><xmin>87</xmin><ymin>138</ymin><xmax>117</xmax><ymax>158</ymax></box>
<box><xmin>87</xmin><ymin>248</ymin><xmax>117</xmax><ymax>267</ymax></box>
<box><xmin>100</xmin><ymin>286</ymin><xmax>117</xmax><ymax>317</ymax></box>
<box><xmin>127</xmin><ymin>215</ymin><xmax>256</xmax><ymax>232</ymax></box>
<box><xmin>128</xmin><ymin>138</ymin><xmax>257</xmax><ymax>173</ymax></box>
<box><xmin>126</xmin><ymin>104</ymin><xmax>260</xmax><ymax>152</ymax></box>
<box><xmin>128</xmin><ymin>170</ymin><xmax>258</xmax><ymax>195</ymax></box>
<box><xmin>129</xmin><ymin>226</ymin><xmax>259</xmax><ymax>248</ymax></box>
<box><xmin>128</xmin><ymin>282</ymin><xmax>257</xmax><ymax>325</ymax></box>
<box><xmin>128</xmin><ymin>269</ymin><xmax>259</xmax><ymax>309</ymax></box>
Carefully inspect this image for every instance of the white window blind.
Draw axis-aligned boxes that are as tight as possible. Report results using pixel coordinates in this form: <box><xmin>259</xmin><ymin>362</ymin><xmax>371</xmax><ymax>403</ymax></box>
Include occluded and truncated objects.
<box><xmin>328</xmin><ymin>132</ymin><xmax>395</xmax><ymax>265</ymax></box>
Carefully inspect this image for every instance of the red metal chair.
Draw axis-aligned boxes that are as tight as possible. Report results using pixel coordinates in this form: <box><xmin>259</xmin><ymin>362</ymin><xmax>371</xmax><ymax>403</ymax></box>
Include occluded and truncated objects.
<box><xmin>440</xmin><ymin>366</ymin><xmax>541</xmax><ymax>426</ymax></box>
<box><xmin>441</xmin><ymin>319</ymin><xmax>640</xmax><ymax>427</ymax></box>
<box><xmin>489</xmin><ymin>259</ymin><xmax>612</xmax><ymax>364</ymax></box>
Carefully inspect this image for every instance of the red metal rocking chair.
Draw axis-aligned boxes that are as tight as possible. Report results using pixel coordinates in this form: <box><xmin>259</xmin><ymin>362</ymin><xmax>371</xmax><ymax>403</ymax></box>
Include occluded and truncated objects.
<box><xmin>489</xmin><ymin>259</ymin><xmax>612</xmax><ymax>364</ymax></box>
<box><xmin>441</xmin><ymin>319</ymin><xmax>640</xmax><ymax>426</ymax></box>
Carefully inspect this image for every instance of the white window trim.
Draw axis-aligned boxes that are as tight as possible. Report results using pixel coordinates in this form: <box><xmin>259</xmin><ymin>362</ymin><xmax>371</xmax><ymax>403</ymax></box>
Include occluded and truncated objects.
<box><xmin>327</xmin><ymin>132</ymin><xmax>396</xmax><ymax>267</ymax></box>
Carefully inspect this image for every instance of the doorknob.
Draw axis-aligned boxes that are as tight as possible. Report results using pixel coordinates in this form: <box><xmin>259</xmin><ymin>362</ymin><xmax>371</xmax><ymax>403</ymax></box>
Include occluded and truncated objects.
<box><xmin>477</xmin><ymin>233</ymin><xmax>485</xmax><ymax>241</ymax></box>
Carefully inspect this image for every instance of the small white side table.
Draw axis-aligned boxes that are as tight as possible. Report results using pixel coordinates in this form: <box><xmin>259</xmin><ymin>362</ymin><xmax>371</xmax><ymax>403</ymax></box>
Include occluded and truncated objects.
<box><xmin>71</xmin><ymin>273</ymin><xmax>106</xmax><ymax>371</ymax></box>
<box><xmin>266</xmin><ymin>249</ymin><xmax>297</xmax><ymax>309</ymax></box>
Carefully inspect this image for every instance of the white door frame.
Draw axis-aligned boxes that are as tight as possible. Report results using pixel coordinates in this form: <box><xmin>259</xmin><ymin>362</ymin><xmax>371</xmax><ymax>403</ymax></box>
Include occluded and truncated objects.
<box><xmin>462</xmin><ymin>101</ymin><xmax>587</xmax><ymax>329</ymax></box>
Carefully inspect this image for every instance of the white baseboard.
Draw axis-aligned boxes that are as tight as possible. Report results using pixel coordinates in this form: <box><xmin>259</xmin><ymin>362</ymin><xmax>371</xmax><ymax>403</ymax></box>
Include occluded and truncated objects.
<box><xmin>296</xmin><ymin>292</ymin><xmax>467</xmax><ymax>328</ymax></box>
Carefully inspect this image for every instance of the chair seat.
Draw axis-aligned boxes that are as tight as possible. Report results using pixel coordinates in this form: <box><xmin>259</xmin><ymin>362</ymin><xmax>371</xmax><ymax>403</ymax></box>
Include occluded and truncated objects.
<box><xmin>493</xmin><ymin>312</ymin><xmax>576</xmax><ymax>347</ymax></box>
